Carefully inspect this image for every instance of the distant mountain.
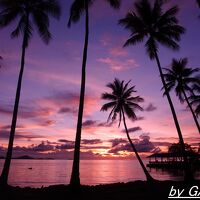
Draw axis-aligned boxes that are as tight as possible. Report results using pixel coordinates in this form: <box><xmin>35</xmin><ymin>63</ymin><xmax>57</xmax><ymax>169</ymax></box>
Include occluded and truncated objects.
<box><xmin>14</xmin><ymin>155</ymin><xmax>34</xmax><ymax>159</ymax></box>
<box><xmin>0</xmin><ymin>155</ymin><xmax>55</xmax><ymax>160</ymax></box>
<box><xmin>14</xmin><ymin>155</ymin><xmax>54</xmax><ymax>160</ymax></box>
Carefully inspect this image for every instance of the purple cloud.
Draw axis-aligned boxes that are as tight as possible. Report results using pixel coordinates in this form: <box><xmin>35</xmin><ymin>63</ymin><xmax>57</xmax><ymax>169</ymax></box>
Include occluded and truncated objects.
<box><xmin>122</xmin><ymin>126</ymin><xmax>142</xmax><ymax>133</ymax></box>
<box><xmin>81</xmin><ymin>139</ymin><xmax>103</xmax><ymax>145</ymax></box>
<box><xmin>145</xmin><ymin>103</ymin><xmax>157</xmax><ymax>112</ymax></box>
<box><xmin>108</xmin><ymin>134</ymin><xmax>156</xmax><ymax>154</ymax></box>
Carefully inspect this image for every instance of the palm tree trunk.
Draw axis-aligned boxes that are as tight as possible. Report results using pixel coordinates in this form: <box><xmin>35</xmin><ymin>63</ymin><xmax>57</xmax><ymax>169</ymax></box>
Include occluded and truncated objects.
<box><xmin>0</xmin><ymin>25</ymin><xmax>28</xmax><ymax>186</ymax></box>
<box><xmin>121</xmin><ymin>108</ymin><xmax>154</xmax><ymax>182</ymax></box>
<box><xmin>182</xmin><ymin>89</ymin><xmax>200</xmax><ymax>133</ymax></box>
<box><xmin>153</xmin><ymin>49</ymin><xmax>193</xmax><ymax>182</ymax></box>
<box><xmin>70</xmin><ymin>0</ymin><xmax>89</xmax><ymax>186</ymax></box>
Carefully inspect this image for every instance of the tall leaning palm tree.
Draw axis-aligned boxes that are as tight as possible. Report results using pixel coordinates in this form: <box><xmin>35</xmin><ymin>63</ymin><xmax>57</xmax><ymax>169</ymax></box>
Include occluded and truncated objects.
<box><xmin>68</xmin><ymin>0</ymin><xmax>120</xmax><ymax>186</ymax></box>
<box><xmin>119</xmin><ymin>0</ymin><xmax>192</xmax><ymax>181</ymax></box>
<box><xmin>163</xmin><ymin>58</ymin><xmax>200</xmax><ymax>133</ymax></box>
<box><xmin>0</xmin><ymin>0</ymin><xmax>61</xmax><ymax>185</ymax></box>
<box><xmin>101</xmin><ymin>78</ymin><xmax>154</xmax><ymax>182</ymax></box>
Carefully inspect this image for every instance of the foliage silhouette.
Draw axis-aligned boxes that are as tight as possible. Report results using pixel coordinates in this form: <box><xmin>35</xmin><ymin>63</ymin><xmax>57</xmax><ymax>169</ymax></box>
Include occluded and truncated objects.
<box><xmin>189</xmin><ymin>84</ymin><xmax>200</xmax><ymax>117</ymax></box>
<box><xmin>163</xmin><ymin>58</ymin><xmax>200</xmax><ymax>133</ymax></box>
<box><xmin>101</xmin><ymin>78</ymin><xmax>154</xmax><ymax>182</ymax></box>
<box><xmin>168</xmin><ymin>143</ymin><xmax>195</xmax><ymax>154</ymax></box>
<box><xmin>68</xmin><ymin>0</ymin><xmax>120</xmax><ymax>186</ymax></box>
<box><xmin>0</xmin><ymin>0</ymin><xmax>61</xmax><ymax>185</ymax></box>
<box><xmin>119</xmin><ymin>0</ymin><xmax>193</xmax><ymax>181</ymax></box>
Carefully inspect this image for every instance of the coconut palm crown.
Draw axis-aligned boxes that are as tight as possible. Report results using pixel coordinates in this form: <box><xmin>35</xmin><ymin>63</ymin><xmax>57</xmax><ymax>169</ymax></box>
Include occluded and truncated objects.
<box><xmin>163</xmin><ymin>58</ymin><xmax>199</xmax><ymax>102</ymax></box>
<box><xmin>68</xmin><ymin>0</ymin><xmax>120</xmax><ymax>27</ymax></box>
<box><xmin>101</xmin><ymin>78</ymin><xmax>144</xmax><ymax>125</ymax></box>
<box><xmin>163</xmin><ymin>58</ymin><xmax>200</xmax><ymax>133</ymax></box>
<box><xmin>119</xmin><ymin>0</ymin><xmax>185</xmax><ymax>59</ymax></box>
<box><xmin>0</xmin><ymin>0</ymin><xmax>61</xmax><ymax>47</ymax></box>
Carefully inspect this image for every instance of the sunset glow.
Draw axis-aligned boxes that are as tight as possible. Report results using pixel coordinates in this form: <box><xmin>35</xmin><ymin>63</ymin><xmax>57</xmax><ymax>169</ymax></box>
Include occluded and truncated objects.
<box><xmin>0</xmin><ymin>0</ymin><xmax>199</xmax><ymax>160</ymax></box>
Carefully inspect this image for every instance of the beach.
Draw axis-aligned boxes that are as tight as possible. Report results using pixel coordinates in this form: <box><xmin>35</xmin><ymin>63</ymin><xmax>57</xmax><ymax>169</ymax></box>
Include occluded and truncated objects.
<box><xmin>1</xmin><ymin>180</ymin><xmax>200</xmax><ymax>200</ymax></box>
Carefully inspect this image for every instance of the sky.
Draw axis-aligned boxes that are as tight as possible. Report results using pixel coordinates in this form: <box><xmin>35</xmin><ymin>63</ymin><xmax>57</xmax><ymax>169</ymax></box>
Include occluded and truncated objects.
<box><xmin>0</xmin><ymin>0</ymin><xmax>200</xmax><ymax>159</ymax></box>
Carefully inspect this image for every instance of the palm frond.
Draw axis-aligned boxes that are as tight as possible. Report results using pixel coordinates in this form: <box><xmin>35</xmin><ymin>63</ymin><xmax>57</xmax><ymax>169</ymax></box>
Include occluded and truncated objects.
<box><xmin>105</xmin><ymin>0</ymin><xmax>121</xmax><ymax>9</ymax></box>
<box><xmin>152</xmin><ymin>0</ymin><xmax>162</xmax><ymax>21</ymax></box>
<box><xmin>68</xmin><ymin>0</ymin><xmax>85</xmax><ymax>27</ymax></box>
<box><xmin>100</xmin><ymin>101</ymin><xmax>116</xmax><ymax>112</ymax></box>
<box><xmin>11</xmin><ymin>14</ymin><xmax>26</xmax><ymax>38</ymax></box>
<box><xmin>145</xmin><ymin>37</ymin><xmax>158</xmax><ymax>59</ymax></box>
<box><xmin>123</xmin><ymin>86</ymin><xmax>136</xmax><ymax>99</ymax></box>
<box><xmin>122</xmin><ymin>80</ymin><xmax>131</xmax><ymax>94</ymax></box>
<box><xmin>38</xmin><ymin>0</ymin><xmax>61</xmax><ymax>19</ymax></box>
<box><xmin>127</xmin><ymin>95</ymin><xmax>144</xmax><ymax>103</ymax></box>
<box><xmin>68</xmin><ymin>0</ymin><xmax>94</xmax><ymax>27</ymax></box>
<box><xmin>101</xmin><ymin>79</ymin><xmax>143</xmax><ymax>125</ymax></box>
<box><xmin>155</xmin><ymin>33</ymin><xmax>180</xmax><ymax>51</ymax></box>
<box><xmin>120</xmin><ymin>0</ymin><xmax>185</xmax><ymax>60</ymax></box>
<box><xmin>119</xmin><ymin>12</ymin><xmax>145</xmax><ymax>33</ymax></box>
<box><xmin>158</xmin><ymin>5</ymin><xmax>179</xmax><ymax>24</ymax></box>
<box><xmin>101</xmin><ymin>92</ymin><xmax>116</xmax><ymax>101</ymax></box>
<box><xmin>123</xmin><ymin>33</ymin><xmax>145</xmax><ymax>47</ymax></box>
<box><xmin>134</xmin><ymin>0</ymin><xmax>152</xmax><ymax>25</ymax></box>
<box><xmin>32</xmin><ymin>11</ymin><xmax>51</xmax><ymax>44</ymax></box>
<box><xmin>0</xmin><ymin>0</ymin><xmax>60</xmax><ymax>46</ymax></box>
<box><xmin>0</xmin><ymin>7</ymin><xmax>22</xmax><ymax>27</ymax></box>
<box><xmin>106</xmin><ymin>105</ymin><xmax>116</xmax><ymax>122</ymax></box>
<box><xmin>127</xmin><ymin>101</ymin><xmax>144</xmax><ymax>111</ymax></box>
<box><xmin>162</xmin><ymin>82</ymin><xmax>175</xmax><ymax>96</ymax></box>
<box><xmin>123</xmin><ymin>103</ymin><xmax>137</xmax><ymax>120</ymax></box>
<box><xmin>24</xmin><ymin>20</ymin><xmax>33</xmax><ymax>48</ymax></box>
<box><xmin>163</xmin><ymin>57</ymin><xmax>200</xmax><ymax>103</ymax></box>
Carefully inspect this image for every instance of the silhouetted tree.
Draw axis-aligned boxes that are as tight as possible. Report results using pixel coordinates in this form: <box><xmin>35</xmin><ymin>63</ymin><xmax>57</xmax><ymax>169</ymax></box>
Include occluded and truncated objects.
<box><xmin>169</xmin><ymin>143</ymin><xmax>194</xmax><ymax>154</ymax></box>
<box><xmin>163</xmin><ymin>58</ymin><xmax>200</xmax><ymax>133</ymax></box>
<box><xmin>101</xmin><ymin>78</ymin><xmax>154</xmax><ymax>182</ymax></box>
<box><xmin>119</xmin><ymin>0</ymin><xmax>192</xmax><ymax>181</ymax></box>
<box><xmin>68</xmin><ymin>0</ymin><xmax>121</xmax><ymax>186</ymax></box>
<box><xmin>0</xmin><ymin>0</ymin><xmax>61</xmax><ymax>185</ymax></box>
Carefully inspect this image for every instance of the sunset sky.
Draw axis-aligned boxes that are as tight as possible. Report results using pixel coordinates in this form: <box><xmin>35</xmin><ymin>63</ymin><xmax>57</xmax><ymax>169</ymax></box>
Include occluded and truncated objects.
<box><xmin>0</xmin><ymin>0</ymin><xmax>199</xmax><ymax>159</ymax></box>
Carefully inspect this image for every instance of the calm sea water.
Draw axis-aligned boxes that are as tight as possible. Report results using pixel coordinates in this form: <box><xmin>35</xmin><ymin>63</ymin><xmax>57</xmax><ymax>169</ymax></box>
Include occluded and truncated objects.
<box><xmin>0</xmin><ymin>159</ymin><xmax>199</xmax><ymax>188</ymax></box>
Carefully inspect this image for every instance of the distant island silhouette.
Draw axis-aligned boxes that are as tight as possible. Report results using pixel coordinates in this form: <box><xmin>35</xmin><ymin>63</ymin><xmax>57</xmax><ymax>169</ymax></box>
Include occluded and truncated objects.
<box><xmin>0</xmin><ymin>155</ymin><xmax>54</xmax><ymax>160</ymax></box>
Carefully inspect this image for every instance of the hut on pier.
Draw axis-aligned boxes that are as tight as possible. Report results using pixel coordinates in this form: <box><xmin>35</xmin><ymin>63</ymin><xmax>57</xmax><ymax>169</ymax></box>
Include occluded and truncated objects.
<box><xmin>146</xmin><ymin>152</ymin><xmax>200</xmax><ymax>169</ymax></box>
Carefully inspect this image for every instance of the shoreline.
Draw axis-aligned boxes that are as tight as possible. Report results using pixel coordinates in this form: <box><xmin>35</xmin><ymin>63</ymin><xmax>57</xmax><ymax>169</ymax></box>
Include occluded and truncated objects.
<box><xmin>1</xmin><ymin>180</ymin><xmax>200</xmax><ymax>200</ymax></box>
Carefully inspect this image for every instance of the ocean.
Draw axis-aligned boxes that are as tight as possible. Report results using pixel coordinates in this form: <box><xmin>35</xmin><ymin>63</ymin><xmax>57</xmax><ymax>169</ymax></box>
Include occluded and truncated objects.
<box><xmin>0</xmin><ymin>159</ymin><xmax>199</xmax><ymax>188</ymax></box>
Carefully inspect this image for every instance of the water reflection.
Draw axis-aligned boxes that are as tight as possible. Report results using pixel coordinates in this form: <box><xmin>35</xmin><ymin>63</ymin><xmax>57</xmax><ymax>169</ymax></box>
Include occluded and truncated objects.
<box><xmin>0</xmin><ymin>159</ymin><xmax>199</xmax><ymax>188</ymax></box>
<box><xmin>148</xmin><ymin>168</ymin><xmax>184</xmax><ymax>181</ymax></box>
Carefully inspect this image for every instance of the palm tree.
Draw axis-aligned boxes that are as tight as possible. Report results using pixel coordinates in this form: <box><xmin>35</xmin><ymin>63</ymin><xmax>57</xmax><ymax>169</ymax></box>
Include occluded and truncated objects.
<box><xmin>119</xmin><ymin>0</ymin><xmax>193</xmax><ymax>181</ymax></box>
<box><xmin>163</xmin><ymin>58</ymin><xmax>200</xmax><ymax>133</ymax></box>
<box><xmin>101</xmin><ymin>78</ymin><xmax>154</xmax><ymax>182</ymax></box>
<box><xmin>68</xmin><ymin>0</ymin><xmax>120</xmax><ymax>186</ymax></box>
<box><xmin>168</xmin><ymin>143</ymin><xmax>194</xmax><ymax>154</ymax></box>
<box><xmin>189</xmin><ymin>84</ymin><xmax>200</xmax><ymax>117</ymax></box>
<box><xmin>0</xmin><ymin>0</ymin><xmax>61</xmax><ymax>185</ymax></box>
